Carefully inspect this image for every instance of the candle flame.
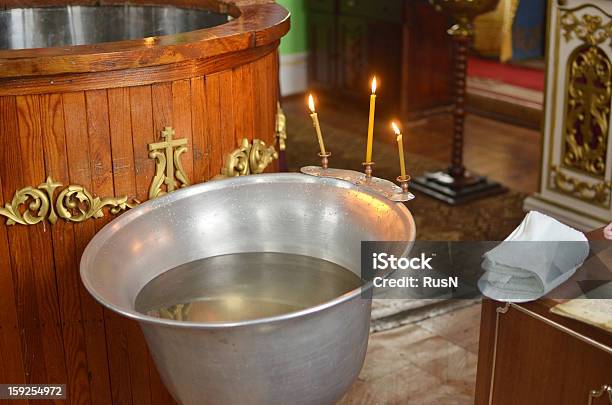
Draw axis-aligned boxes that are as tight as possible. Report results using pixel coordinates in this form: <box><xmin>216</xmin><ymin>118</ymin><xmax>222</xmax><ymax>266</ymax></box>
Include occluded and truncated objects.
<box><xmin>391</xmin><ymin>121</ymin><xmax>401</xmax><ymax>135</ymax></box>
<box><xmin>308</xmin><ymin>94</ymin><xmax>316</xmax><ymax>113</ymax></box>
<box><xmin>371</xmin><ymin>77</ymin><xmax>377</xmax><ymax>94</ymax></box>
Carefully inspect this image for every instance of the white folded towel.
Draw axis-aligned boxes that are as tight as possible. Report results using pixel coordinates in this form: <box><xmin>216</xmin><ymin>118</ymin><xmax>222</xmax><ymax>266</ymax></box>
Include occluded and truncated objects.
<box><xmin>478</xmin><ymin>211</ymin><xmax>589</xmax><ymax>302</ymax></box>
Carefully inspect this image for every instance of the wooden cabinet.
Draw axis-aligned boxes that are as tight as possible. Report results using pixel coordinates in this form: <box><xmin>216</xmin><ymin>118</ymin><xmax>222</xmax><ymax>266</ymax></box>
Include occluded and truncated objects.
<box><xmin>476</xmin><ymin>229</ymin><xmax>612</xmax><ymax>405</ymax></box>
<box><xmin>307</xmin><ymin>0</ymin><xmax>453</xmax><ymax>115</ymax></box>
<box><xmin>476</xmin><ymin>299</ymin><xmax>612</xmax><ymax>405</ymax></box>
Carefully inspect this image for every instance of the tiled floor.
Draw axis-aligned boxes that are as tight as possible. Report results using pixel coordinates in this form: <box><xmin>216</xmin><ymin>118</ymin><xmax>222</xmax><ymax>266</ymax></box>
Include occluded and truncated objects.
<box><xmin>340</xmin><ymin>303</ymin><xmax>482</xmax><ymax>404</ymax></box>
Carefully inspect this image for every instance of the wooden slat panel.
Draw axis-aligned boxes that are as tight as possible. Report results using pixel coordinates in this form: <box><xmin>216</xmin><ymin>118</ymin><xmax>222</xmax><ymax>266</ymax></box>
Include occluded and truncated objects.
<box><xmin>108</xmin><ymin>88</ymin><xmax>137</xmax><ymax>201</ymax></box>
<box><xmin>62</xmin><ymin>91</ymin><xmax>113</xmax><ymax>405</ymax></box>
<box><xmin>205</xmin><ymin>73</ymin><xmax>223</xmax><ymax>177</ymax></box>
<box><xmin>0</xmin><ymin>209</ymin><xmax>26</xmax><ymax>386</ymax></box>
<box><xmin>171</xmin><ymin>80</ymin><xmax>194</xmax><ymax>182</ymax></box>
<box><xmin>263</xmin><ymin>51</ymin><xmax>276</xmax><ymax>145</ymax></box>
<box><xmin>242</xmin><ymin>62</ymin><xmax>256</xmax><ymax>141</ymax></box>
<box><xmin>15</xmin><ymin>95</ymin><xmax>68</xmax><ymax>401</ymax></box>
<box><xmin>149</xmin><ymin>363</ymin><xmax>175</xmax><ymax>405</ymax></box>
<box><xmin>148</xmin><ymin>82</ymin><xmax>178</xmax><ymax>405</ymax></box>
<box><xmin>152</xmin><ymin>83</ymin><xmax>173</xmax><ymax>143</ymax></box>
<box><xmin>40</xmin><ymin>93</ymin><xmax>92</xmax><ymax>405</ymax></box>
<box><xmin>219</xmin><ymin>70</ymin><xmax>236</xmax><ymax>155</ymax></box>
<box><xmin>0</xmin><ymin>95</ymin><xmax>47</xmax><ymax>388</ymax></box>
<box><xmin>266</xmin><ymin>51</ymin><xmax>279</xmax><ymax>172</ymax></box>
<box><xmin>231</xmin><ymin>66</ymin><xmax>246</xmax><ymax>143</ymax></box>
<box><xmin>128</xmin><ymin>83</ymin><xmax>174</xmax><ymax>405</ymax></box>
<box><xmin>0</xmin><ymin>99</ymin><xmax>27</xmax><ymax>405</ymax></box>
<box><xmin>252</xmin><ymin>53</ymin><xmax>269</xmax><ymax>142</ymax></box>
<box><xmin>129</xmin><ymin>86</ymin><xmax>156</xmax><ymax>202</ymax></box>
<box><xmin>271</xmin><ymin>50</ymin><xmax>280</xmax><ymax>173</ymax></box>
<box><xmin>85</xmin><ymin>89</ymin><xmax>134</xmax><ymax>405</ymax></box>
<box><xmin>108</xmin><ymin>87</ymin><xmax>153</xmax><ymax>405</ymax></box>
<box><xmin>191</xmin><ymin>77</ymin><xmax>210</xmax><ymax>182</ymax></box>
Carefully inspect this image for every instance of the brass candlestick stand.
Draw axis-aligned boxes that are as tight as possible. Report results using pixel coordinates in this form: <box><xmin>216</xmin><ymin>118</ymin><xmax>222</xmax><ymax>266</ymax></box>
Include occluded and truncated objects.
<box><xmin>397</xmin><ymin>175</ymin><xmax>411</xmax><ymax>194</ymax></box>
<box><xmin>362</xmin><ymin>162</ymin><xmax>375</xmax><ymax>179</ymax></box>
<box><xmin>318</xmin><ymin>151</ymin><xmax>331</xmax><ymax>170</ymax></box>
<box><xmin>412</xmin><ymin>0</ymin><xmax>506</xmax><ymax>205</ymax></box>
<box><xmin>301</xmin><ymin>155</ymin><xmax>414</xmax><ymax>203</ymax></box>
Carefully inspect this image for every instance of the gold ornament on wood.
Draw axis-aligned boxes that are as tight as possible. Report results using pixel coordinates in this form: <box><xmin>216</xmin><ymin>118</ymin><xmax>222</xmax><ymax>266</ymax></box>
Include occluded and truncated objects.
<box><xmin>549</xmin><ymin>166</ymin><xmax>612</xmax><ymax>207</ymax></box>
<box><xmin>275</xmin><ymin>102</ymin><xmax>287</xmax><ymax>152</ymax></box>
<box><xmin>217</xmin><ymin>138</ymin><xmax>278</xmax><ymax>178</ymax></box>
<box><xmin>562</xmin><ymin>45</ymin><xmax>611</xmax><ymax>177</ymax></box>
<box><xmin>0</xmin><ymin>176</ymin><xmax>137</xmax><ymax>226</ymax></box>
<box><xmin>148</xmin><ymin>127</ymin><xmax>190</xmax><ymax>199</ymax></box>
<box><xmin>0</xmin><ymin>127</ymin><xmax>193</xmax><ymax>226</ymax></box>
<box><xmin>561</xmin><ymin>11</ymin><xmax>612</xmax><ymax>46</ymax></box>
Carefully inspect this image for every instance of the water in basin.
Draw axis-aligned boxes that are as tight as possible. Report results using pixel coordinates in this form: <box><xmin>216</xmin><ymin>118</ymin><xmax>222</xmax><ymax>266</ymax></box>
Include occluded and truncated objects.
<box><xmin>135</xmin><ymin>252</ymin><xmax>363</xmax><ymax>322</ymax></box>
<box><xmin>0</xmin><ymin>5</ymin><xmax>230</xmax><ymax>50</ymax></box>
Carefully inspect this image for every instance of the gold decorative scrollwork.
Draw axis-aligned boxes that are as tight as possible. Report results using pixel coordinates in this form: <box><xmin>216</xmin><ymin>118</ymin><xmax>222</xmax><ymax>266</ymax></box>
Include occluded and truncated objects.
<box><xmin>549</xmin><ymin>166</ymin><xmax>612</xmax><ymax>206</ymax></box>
<box><xmin>561</xmin><ymin>11</ymin><xmax>612</xmax><ymax>46</ymax></box>
<box><xmin>55</xmin><ymin>185</ymin><xmax>135</xmax><ymax>223</ymax></box>
<box><xmin>275</xmin><ymin>102</ymin><xmax>287</xmax><ymax>152</ymax></box>
<box><xmin>0</xmin><ymin>127</ymin><xmax>191</xmax><ymax>226</ymax></box>
<box><xmin>217</xmin><ymin>138</ymin><xmax>278</xmax><ymax>178</ymax></box>
<box><xmin>0</xmin><ymin>186</ymin><xmax>50</xmax><ymax>226</ymax></box>
<box><xmin>148</xmin><ymin>127</ymin><xmax>190</xmax><ymax>199</ymax></box>
<box><xmin>0</xmin><ymin>176</ymin><xmax>137</xmax><ymax>226</ymax></box>
<box><xmin>562</xmin><ymin>45</ymin><xmax>611</xmax><ymax>177</ymax></box>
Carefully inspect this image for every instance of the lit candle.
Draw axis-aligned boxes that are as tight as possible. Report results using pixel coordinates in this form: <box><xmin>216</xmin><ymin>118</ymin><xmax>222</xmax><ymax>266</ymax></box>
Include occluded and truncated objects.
<box><xmin>308</xmin><ymin>94</ymin><xmax>326</xmax><ymax>155</ymax></box>
<box><xmin>365</xmin><ymin>77</ymin><xmax>377</xmax><ymax>163</ymax></box>
<box><xmin>392</xmin><ymin>121</ymin><xmax>407</xmax><ymax>179</ymax></box>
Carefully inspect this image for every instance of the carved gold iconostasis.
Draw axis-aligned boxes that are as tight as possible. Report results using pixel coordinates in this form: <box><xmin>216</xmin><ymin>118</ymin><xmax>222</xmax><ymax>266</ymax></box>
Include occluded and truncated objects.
<box><xmin>526</xmin><ymin>0</ymin><xmax>612</xmax><ymax>229</ymax></box>
<box><xmin>0</xmin><ymin>126</ymin><xmax>279</xmax><ymax>227</ymax></box>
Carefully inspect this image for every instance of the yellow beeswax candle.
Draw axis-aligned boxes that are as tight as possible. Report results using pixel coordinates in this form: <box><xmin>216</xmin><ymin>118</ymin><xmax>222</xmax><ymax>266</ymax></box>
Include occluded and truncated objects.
<box><xmin>308</xmin><ymin>94</ymin><xmax>326</xmax><ymax>155</ymax></box>
<box><xmin>392</xmin><ymin>121</ymin><xmax>407</xmax><ymax>179</ymax></box>
<box><xmin>365</xmin><ymin>77</ymin><xmax>377</xmax><ymax>163</ymax></box>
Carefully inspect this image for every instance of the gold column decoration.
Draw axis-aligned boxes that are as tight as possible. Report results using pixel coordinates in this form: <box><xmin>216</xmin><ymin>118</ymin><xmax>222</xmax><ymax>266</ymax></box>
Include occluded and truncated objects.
<box><xmin>217</xmin><ymin>138</ymin><xmax>278</xmax><ymax>178</ymax></box>
<box><xmin>549</xmin><ymin>165</ymin><xmax>612</xmax><ymax>207</ymax></box>
<box><xmin>148</xmin><ymin>127</ymin><xmax>190</xmax><ymax>199</ymax></box>
<box><xmin>0</xmin><ymin>176</ymin><xmax>137</xmax><ymax>226</ymax></box>
<box><xmin>560</xmin><ymin>11</ymin><xmax>612</xmax><ymax>46</ymax></box>
<box><xmin>562</xmin><ymin>46</ymin><xmax>610</xmax><ymax>176</ymax></box>
<box><xmin>559</xmin><ymin>10</ymin><xmax>612</xmax><ymax>178</ymax></box>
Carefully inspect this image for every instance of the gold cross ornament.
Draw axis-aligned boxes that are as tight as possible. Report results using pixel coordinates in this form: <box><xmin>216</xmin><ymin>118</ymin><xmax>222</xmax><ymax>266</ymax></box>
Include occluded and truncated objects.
<box><xmin>148</xmin><ymin>127</ymin><xmax>190</xmax><ymax>199</ymax></box>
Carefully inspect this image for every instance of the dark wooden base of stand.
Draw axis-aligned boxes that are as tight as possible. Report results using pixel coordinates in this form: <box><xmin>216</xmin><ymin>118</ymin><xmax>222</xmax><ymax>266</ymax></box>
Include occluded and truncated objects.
<box><xmin>411</xmin><ymin>170</ymin><xmax>506</xmax><ymax>205</ymax></box>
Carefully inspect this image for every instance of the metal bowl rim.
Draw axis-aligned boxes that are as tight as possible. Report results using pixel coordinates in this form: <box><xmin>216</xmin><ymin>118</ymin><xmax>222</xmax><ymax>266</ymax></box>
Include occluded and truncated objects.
<box><xmin>80</xmin><ymin>172</ymin><xmax>416</xmax><ymax>329</ymax></box>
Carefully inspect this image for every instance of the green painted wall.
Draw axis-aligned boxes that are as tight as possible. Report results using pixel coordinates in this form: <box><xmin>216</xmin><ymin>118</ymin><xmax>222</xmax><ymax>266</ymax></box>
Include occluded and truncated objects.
<box><xmin>276</xmin><ymin>0</ymin><xmax>308</xmax><ymax>55</ymax></box>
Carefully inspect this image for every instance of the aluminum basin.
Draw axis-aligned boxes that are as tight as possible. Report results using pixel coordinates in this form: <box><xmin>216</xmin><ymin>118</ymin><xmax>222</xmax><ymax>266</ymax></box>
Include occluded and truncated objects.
<box><xmin>0</xmin><ymin>5</ymin><xmax>230</xmax><ymax>50</ymax></box>
<box><xmin>80</xmin><ymin>173</ymin><xmax>416</xmax><ymax>405</ymax></box>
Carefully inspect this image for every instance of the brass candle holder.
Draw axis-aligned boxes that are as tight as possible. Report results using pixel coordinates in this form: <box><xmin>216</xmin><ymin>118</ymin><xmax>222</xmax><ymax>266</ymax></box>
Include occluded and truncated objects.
<box><xmin>396</xmin><ymin>175</ymin><xmax>411</xmax><ymax>194</ymax></box>
<box><xmin>301</xmin><ymin>155</ymin><xmax>414</xmax><ymax>203</ymax></box>
<box><xmin>318</xmin><ymin>151</ymin><xmax>331</xmax><ymax>170</ymax></box>
<box><xmin>362</xmin><ymin>161</ymin><xmax>375</xmax><ymax>180</ymax></box>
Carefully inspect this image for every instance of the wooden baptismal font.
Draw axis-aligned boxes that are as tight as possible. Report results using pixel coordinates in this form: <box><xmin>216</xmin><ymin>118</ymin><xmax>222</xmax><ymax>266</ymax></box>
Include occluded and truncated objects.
<box><xmin>0</xmin><ymin>1</ymin><xmax>288</xmax><ymax>403</ymax></box>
